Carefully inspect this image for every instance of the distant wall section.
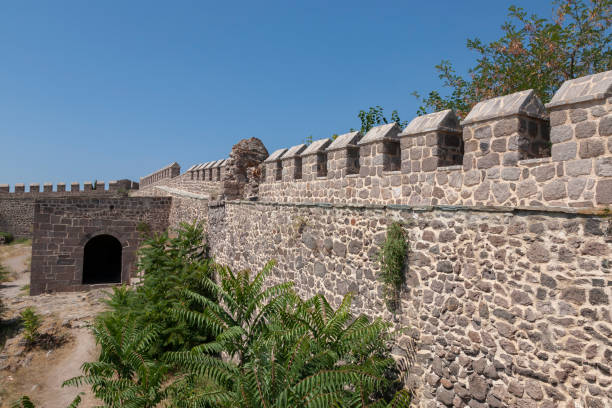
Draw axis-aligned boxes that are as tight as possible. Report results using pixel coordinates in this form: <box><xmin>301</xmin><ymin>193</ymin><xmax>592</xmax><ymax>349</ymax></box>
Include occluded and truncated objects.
<box><xmin>0</xmin><ymin>180</ymin><xmax>138</xmax><ymax>239</ymax></box>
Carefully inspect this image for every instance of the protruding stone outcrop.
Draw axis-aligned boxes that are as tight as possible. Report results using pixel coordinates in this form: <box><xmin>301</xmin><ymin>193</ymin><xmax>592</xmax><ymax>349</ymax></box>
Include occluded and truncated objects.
<box><xmin>222</xmin><ymin>137</ymin><xmax>268</xmax><ymax>200</ymax></box>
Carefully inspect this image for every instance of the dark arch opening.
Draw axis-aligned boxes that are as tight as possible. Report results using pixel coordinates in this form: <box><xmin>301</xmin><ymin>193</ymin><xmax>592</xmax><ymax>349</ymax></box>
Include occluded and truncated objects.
<box><xmin>82</xmin><ymin>234</ymin><xmax>122</xmax><ymax>284</ymax></box>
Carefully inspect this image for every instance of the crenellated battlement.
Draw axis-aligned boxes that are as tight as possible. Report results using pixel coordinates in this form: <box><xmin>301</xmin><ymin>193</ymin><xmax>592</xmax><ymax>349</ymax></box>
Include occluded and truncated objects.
<box><xmin>185</xmin><ymin>159</ymin><xmax>228</xmax><ymax>182</ymax></box>
<box><xmin>0</xmin><ymin>179</ymin><xmax>138</xmax><ymax>196</ymax></box>
<box><xmin>137</xmin><ymin>158</ymin><xmax>228</xmax><ymax>198</ymax></box>
<box><xmin>139</xmin><ymin>162</ymin><xmax>181</xmax><ymax>187</ymax></box>
<box><xmin>136</xmin><ymin>70</ymin><xmax>611</xmax><ymax>211</ymax></box>
<box><xmin>258</xmin><ymin>70</ymin><xmax>612</xmax><ymax>210</ymax></box>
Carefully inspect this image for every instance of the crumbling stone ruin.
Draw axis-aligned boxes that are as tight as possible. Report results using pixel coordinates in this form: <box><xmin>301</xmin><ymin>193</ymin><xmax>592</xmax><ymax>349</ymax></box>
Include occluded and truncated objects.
<box><xmin>222</xmin><ymin>137</ymin><xmax>268</xmax><ymax>200</ymax></box>
<box><xmin>1</xmin><ymin>70</ymin><xmax>611</xmax><ymax>407</ymax></box>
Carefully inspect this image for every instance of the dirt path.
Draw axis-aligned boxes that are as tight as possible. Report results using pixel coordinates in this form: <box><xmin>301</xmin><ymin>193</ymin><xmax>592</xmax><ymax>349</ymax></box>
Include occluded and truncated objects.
<box><xmin>0</xmin><ymin>243</ymin><xmax>106</xmax><ymax>408</ymax></box>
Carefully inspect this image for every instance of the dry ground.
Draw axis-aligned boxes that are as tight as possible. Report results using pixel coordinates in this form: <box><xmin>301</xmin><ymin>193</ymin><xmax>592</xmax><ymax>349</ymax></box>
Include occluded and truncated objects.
<box><xmin>0</xmin><ymin>243</ymin><xmax>107</xmax><ymax>408</ymax></box>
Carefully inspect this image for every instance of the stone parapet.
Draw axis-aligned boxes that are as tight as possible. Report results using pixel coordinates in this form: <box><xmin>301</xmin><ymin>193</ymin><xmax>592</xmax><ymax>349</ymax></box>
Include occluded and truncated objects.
<box><xmin>139</xmin><ymin>162</ymin><xmax>180</xmax><ymax>188</ymax></box>
<box><xmin>257</xmin><ymin>70</ymin><xmax>612</xmax><ymax>210</ymax></box>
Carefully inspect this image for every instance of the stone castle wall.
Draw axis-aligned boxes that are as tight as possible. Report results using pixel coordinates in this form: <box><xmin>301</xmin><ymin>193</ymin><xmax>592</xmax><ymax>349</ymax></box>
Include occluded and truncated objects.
<box><xmin>0</xmin><ymin>69</ymin><xmax>607</xmax><ymax>407</ymax></box>
<box><xmin>133</xmin><ymin>70</ymin><xmax>612</xmax><ymax>408</ymax></box>
<box><xmin>206</xmin><ymin>200</ymin><xmax>611</xmax><ymax>408</ymax></box>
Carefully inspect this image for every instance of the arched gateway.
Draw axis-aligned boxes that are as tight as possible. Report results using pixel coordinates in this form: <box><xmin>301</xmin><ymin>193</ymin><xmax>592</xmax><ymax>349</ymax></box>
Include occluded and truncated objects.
<box><xmin>82</xmin><ymin>234</ymin><xmax>122</xmax><ymax>284</ymax></box>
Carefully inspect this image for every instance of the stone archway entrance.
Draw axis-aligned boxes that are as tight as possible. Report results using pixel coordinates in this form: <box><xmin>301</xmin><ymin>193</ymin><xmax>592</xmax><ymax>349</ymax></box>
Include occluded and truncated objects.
<box><xmin>82</xmin><ymin>234</ymin><xmax>122</xmax><ymax>284</ymax></box>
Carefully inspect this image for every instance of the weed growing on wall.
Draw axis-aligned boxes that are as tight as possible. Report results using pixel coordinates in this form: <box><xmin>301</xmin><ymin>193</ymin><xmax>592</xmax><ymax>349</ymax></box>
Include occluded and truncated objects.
<box><xmin>136</xmin><ymin>221</ymin><xmax>152</xmax><ymax>237</ymax></box>
<box><xmin>378</xmin><ymin>221</ymin><xmax>409</xmax><ymax>313</ymax></box>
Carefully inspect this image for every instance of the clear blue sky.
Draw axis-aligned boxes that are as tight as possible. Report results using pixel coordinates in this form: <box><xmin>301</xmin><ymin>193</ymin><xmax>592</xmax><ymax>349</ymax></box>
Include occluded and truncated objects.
<box><xmin>0</xmin><ymin>1</ymin><xmax>555</xmax><ymax>187</ymax></box>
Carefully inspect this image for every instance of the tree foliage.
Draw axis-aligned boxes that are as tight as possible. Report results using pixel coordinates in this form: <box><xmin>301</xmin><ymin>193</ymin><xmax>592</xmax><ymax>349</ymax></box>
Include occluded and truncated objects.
<box><xmin>357</xmin><ymin>107</ymin><xmax>408</xmax><ymax>134</ymax></box>
<box><xmin>414</xmin><ymin>0</ymin><xmax>612</xmax><ymax>117</ymax></box>
<box><xmin>104</xmin><ymin>222</ymin><xmax>215</xmax><ymax>357</ymax></box>
<box><xmin>20</xmin><ymin>307</ymin><xmax>41</xmax><ymax>346</ymax></box>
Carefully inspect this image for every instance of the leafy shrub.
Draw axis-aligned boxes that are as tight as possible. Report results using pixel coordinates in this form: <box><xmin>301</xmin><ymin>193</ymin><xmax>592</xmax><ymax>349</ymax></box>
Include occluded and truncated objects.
<box><xmin>0</xmin><ymin>264</ymin><xmax>9</xmax><ymax>317</ymax></box>
<box><xmin>378</xmin><ymin>222</ymin><xmax>409</xmax><ymax>313</ymax></box>
<box><xmin>167</xmin><ymin>261</ymin><xmax>411</xmax><ymax>407</ymax></box>
<box><xmin>66</xmin><ymin>225</ymin><xmax>412</xmax><ymax>407</ymax></box>
<box><xmin>100</xmin><ymin>222</ymin><xmax>215</xmax><ymax>358</ymax></box>
<box><xmin>20</xmin><ymin>307</ymin><xmax>41</xmax><ymax>345</ymax></box>
<box><xmin>11</xmin><ymin>396</ymin><xmax>36</xmax><ymax>408</ymax></box>
<box><xmin>0</xmin><ymin>231</ymin><xmax>14</xmax><ymax>244</ymax></box>
<box><xmin>63</xmin><ymin>314</ymin><xmax>172</xmax><ymax>407</ymax></box>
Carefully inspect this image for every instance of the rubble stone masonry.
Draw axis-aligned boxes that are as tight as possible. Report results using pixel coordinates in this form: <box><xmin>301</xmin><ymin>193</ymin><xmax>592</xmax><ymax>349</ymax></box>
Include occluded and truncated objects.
<box><xmin>207</xmin><ymin>200</ymin><xmax>611</xmax><ymax>408</ymax></box>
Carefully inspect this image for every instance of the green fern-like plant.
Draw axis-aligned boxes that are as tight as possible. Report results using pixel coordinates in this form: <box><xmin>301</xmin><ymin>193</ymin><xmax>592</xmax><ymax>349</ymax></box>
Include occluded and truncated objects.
<box><xmin>0</xmin><ymin>231</ymin><xmax>14</xmax><ymax>244</ymax></box>
<box><xmin>63</xmin><ymin>314</ymin><xmax>173</xmax><ymax>408</ymax></box>
<box><xmin>11</xmin><ymin>396</ymin><xmax>36</xmax><ymax>408</ymax></box>
<box><xmin>166</xmin><ymin>261</ymin><xmax>411</xmax><ymax>407</ymax></box>
<box><xmin>378</xmin><ymin>222</ymin><xmax>409</xmax><ymax>313</ymax></box>
<box><xmin>20</xmin><ymin>307</ymin><xmax>41</xmax><ymax>345</ymax></box>
<box><xmin>102</xmin><ymin>222</ymin><xmax>215</xmax><ymax>357</ymax></box>
<box><xmin>11</xmin><ymin>394</ymin><xmax>83</xmax><ymax>408</ymax></box>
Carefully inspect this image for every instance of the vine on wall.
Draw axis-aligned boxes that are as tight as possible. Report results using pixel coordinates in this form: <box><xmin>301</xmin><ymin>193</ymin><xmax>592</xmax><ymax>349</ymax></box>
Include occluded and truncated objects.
<box><xmin>378</xmin><ymin>221</ymin><xmax>409</xmax><ymax>313</ymax></box>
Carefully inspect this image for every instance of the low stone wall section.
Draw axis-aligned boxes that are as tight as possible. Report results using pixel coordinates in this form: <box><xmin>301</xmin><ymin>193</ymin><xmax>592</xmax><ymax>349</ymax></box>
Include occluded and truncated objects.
<box><xmin>132</xmin><ymin>185</ymin><xmax>209</xmax><ymax>233</ymax></box>
<box><xmin>0</xmin><ymin>198</ymin><xmax>35</xmax><ymax>238</ymax></box>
